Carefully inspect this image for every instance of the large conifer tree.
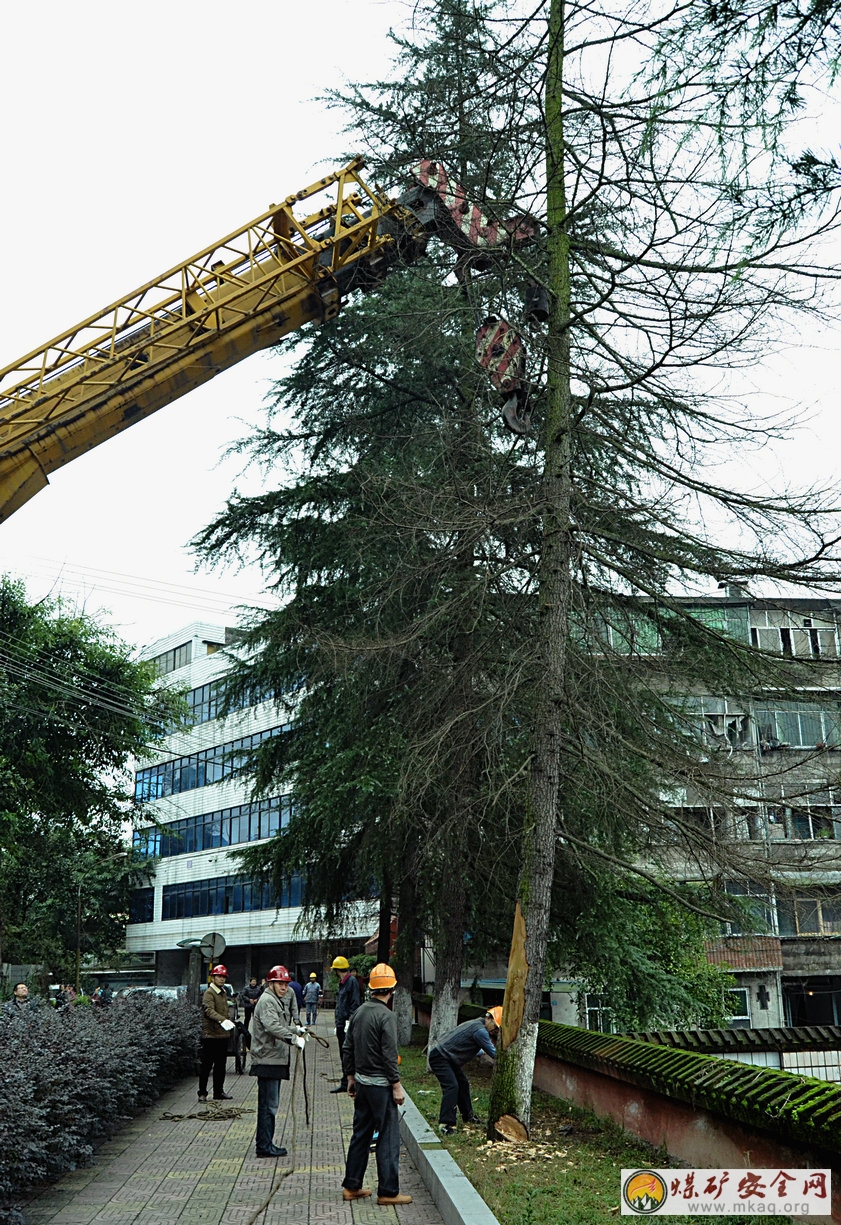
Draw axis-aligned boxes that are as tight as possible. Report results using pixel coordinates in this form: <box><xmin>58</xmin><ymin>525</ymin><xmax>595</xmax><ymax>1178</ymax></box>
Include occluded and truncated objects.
<box><xmin>196</xmin><ymin>0</ymin><xmax>841</xmax><ymax>1128</ymax></box>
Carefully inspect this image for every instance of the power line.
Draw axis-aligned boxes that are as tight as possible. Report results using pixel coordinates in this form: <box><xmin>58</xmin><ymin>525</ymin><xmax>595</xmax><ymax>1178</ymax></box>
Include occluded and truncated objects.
<box><xmin>6</xmin><ymin>554</ymin><xmax>279</xmax><ymax>618</ymax></box>
<box><xmin>0</xmin><ymin>636</ymin><xmax>286</xmax><ymax>760</ymax></box>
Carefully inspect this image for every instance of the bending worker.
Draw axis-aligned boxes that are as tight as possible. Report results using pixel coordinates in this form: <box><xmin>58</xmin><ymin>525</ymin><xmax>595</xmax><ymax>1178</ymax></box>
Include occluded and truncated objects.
<box><xmin>428</xmin><ymin>1006</ymin><xmax>501</xmax><ymax>1134</ymax></box>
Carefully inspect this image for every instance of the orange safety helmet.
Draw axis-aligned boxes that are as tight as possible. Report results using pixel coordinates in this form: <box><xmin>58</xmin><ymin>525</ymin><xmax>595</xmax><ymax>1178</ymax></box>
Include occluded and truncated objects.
<box><xmin>486</xmin><ymin>1006</ymin><xmax>503</xmax><ymax>1028</ymax></box>
<box><xmin>210</xmin><ymin>964</ymin><xmax>229</xmax><ymax>978</ymax></box>
<box><xmin>266</xmin><ymin>965</ymin><xmax>291</xmax><ymax>982</ymax></box>
<box><xmin>368</xmin><ymin>963</ymin><xmax>397</xmax><ymax>991</ymax></box>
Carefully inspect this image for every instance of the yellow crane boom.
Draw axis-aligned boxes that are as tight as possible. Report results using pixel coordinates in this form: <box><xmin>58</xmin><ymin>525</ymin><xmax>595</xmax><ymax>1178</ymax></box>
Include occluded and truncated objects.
<box><xmin>0</xmin><ymin>159</ymin><xmax>426</xmax><ymax>522</ymax></box>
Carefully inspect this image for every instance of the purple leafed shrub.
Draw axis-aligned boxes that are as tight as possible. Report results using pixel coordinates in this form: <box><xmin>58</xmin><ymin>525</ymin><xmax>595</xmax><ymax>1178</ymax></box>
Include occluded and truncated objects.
<box><xmin>0</xmin><ymin>995</ymin><xmax>199</xmax><ymax>1223</ymax></box>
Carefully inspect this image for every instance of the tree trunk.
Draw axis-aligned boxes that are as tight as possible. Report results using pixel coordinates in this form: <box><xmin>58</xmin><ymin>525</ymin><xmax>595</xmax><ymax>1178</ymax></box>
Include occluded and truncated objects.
<box><xmin>488</xmin><ymin>0</ymin><xmax>571</xmax><ymax>1137</ymax></box>
<box><xmin>376</xmin><ymin>868</ymin><xmax>393</xmax><ymax>963</ymax></box>
<box><xmin>427</xmin><ymin>871</ymin><xmax>468</xmax><ymax>1052</ymax></box>
<box><xmin>428</xmin><ymin>298</ymin><xmax>484</xmax><ymax>1057</ymax></box>
<box><xmin>427</xmin><ymin>971</ymin><xmax>461</xmax><ymax>1069</ymax></box>
<box><xmin>392</xmin><ymin>867</ymin><xmax>418</xmax><ymax>1045</ymax></box>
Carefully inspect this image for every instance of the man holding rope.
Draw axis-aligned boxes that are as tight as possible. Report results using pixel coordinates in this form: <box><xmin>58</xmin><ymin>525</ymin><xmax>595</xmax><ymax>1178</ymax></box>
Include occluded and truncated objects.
<box><xmin>249</xmin><ymin>964</ymin><xmax>307</xmax><ymax>1157</ymax></box>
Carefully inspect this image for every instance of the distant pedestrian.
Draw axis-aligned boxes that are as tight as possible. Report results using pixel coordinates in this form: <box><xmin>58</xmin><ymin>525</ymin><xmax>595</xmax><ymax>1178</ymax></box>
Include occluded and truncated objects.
<box><xmin>428</xmin><ymin>1007</ymin><xmax>500</xmax><ymax>1134</ymax></box>
<box><xmin>197</xmin><ymin>965</ymin><xmax>235</xmax><ymax>1102</ymax></box>
<box><xmin>340</xmin><ymin>963</ymin><xmax>411</xmax><ymax>1206</ymax></box>
<box><xmin>330</xmin><ymin>955</ymin><xmax>361</xmax><ymax>1093</ymax></box>
<box><xmin>302</xmin><ymin>973</ymin><xmax>322</xmax><ymax>1025</ymax></box>
<box><xmin>249</xmin><ymin>964</ymin><xmax>305</xmax><ymax>1157</ymax></box>
<box><xmin>241</xmin><ymin>977</ymin><xmax>262</xmax><ymax>1033</ymax></box>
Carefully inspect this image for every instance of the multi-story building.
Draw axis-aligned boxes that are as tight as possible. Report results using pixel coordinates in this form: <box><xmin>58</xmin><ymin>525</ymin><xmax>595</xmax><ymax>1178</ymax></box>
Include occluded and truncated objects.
<box><xmin>677</xmin><ymin>592</ymin><xmax>841</xmax><ymax>1031</ymax></box>
<box><xmin>547</xmin><ymin>589</ymin><xmax>841</xmax><ymax>1033</ymax></box>
<box><xmin>124</xmin><ymin>623</ymin><xmax>374</xmax><ymax>990</ymax></box>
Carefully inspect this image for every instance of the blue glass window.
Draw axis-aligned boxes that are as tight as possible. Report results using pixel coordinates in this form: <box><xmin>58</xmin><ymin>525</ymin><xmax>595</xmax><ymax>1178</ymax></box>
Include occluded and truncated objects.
<box><xmin>134</xmin><ymin>725</ymin><xmax>289</xmax><ymax>802</ymax></box>
<box><xmin>129</xmin><ymin>887</ymin><xmax>154</xmax><ymax>923</ymax></box>
<box><xmin>133</xmin><ymin>795</ymin><xmax>292</xmax><ymax>858</ymax></box>
<box><xmin>160</xmin><ymin>872</ymin><xmax>303</xmax><ymax>920</ymax></box>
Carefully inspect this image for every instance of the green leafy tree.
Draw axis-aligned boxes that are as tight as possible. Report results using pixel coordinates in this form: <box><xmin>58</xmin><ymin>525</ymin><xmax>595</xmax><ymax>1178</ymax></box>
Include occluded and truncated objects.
<box><xmin>0</xmin><ymin>576</ymin><xmax>183</xmax><ymax>974</ymax></box>
<box><xmin>554</xmin><ymin>876</ymin><xmax>735</xmax><ymax>1033</ymax></box>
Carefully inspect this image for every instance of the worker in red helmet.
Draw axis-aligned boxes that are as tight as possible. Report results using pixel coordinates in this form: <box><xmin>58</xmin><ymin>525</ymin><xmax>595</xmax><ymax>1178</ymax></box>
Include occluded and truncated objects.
<box><xmin>197</xmin><ymin>965</ymin><xmax>235</xmax><ymax>1103</ymax></box>
<box><xmin>340</xmin><ymin>963</ymin><xmax>412</xmax><ymax>1207</ymax></box>
<box><xmin>249</xmin><ymin>965</ymin><xmax>305</xmax><ymax>1157</ymax></box>
<box><xmin>427</xmin><ymin>1008</ymin><xmax>500</xmax><ymax>1134</ymax></box>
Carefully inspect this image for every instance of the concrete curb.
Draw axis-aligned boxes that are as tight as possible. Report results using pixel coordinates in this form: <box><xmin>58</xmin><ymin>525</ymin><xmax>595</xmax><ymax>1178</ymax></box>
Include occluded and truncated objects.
<box><xmin>400</xmin><ymin>1092</ymin><xmax>502</xmax><ymax>1225</ymax></box>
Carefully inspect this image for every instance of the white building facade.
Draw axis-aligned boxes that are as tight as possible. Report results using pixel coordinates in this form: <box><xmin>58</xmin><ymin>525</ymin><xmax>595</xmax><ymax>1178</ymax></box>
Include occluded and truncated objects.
<box><xmin>124</xmin><ymin>623</ymin><xmax>374</xmax><ymax>990</ymax></box>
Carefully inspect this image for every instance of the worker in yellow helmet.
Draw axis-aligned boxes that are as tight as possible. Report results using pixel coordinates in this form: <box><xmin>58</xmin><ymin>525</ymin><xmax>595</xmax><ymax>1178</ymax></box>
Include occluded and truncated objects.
<box><xmin>302</xmin><ymin>972</ymin><xmax>322</xmax><ymax>1026</ymax></box>
<box><xmin>428</xmin><ymin>1007</ymin><xmax>500</xmax><ymax>1134</ymax></box>
<box><xmin>340</xmin><ymin>964</ymin><xmax>411</xmax><ymax>1207</ymax></box>
<box><xmin>330</xmin><ymin>955</ymin><xmax>361</xmax><ymax>1093</ymax></box>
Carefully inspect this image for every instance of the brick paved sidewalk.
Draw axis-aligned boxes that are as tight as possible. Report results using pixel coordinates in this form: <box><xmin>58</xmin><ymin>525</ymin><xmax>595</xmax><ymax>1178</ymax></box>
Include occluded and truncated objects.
<box><xmin>23</xmin><ymin>1013</ymin><xmax>443</xmax><ymax>1225</ymax></box>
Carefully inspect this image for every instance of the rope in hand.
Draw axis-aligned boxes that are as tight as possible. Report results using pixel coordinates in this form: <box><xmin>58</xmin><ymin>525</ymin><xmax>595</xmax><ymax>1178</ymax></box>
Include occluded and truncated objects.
<box><xmin>243</xmin><ymin>1027</ymin><xmax>329</xmax><ymax>1225</ymax></box>
<box><xmin>159</xmin><ymin>1026</ymin><xmax>332</xmax><ymax>1225</ymax></box>
<box><xmin>300</xmin><ymin>1030</ymin><xmax>330</xmax><ymax>1127</ymax></box>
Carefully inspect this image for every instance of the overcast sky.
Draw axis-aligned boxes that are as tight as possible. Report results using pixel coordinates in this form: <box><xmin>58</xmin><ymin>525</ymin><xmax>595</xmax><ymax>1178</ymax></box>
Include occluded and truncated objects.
<box><xmin>1</xmin><ymin>2</ymin><xmax>840</xmax><ymax>655</ymax></box>
<box><xmin>0</xmin><ymin>0</ymin><xmax>413</xmax><ymax>650</ymax></box>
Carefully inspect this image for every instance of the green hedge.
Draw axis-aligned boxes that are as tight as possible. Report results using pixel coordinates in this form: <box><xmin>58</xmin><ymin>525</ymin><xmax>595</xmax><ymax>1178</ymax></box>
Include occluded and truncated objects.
<box><xmin>0</xmin><ymin>994</ymin><xmax>199</xmax><ymax>1224</ymax></box>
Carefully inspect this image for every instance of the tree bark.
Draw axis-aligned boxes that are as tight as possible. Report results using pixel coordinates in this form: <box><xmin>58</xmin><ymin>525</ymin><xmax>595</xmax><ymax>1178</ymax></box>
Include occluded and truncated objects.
<box><xmin>392</xmin><ymin>866</ymin><xmax>419</xmax><ymax>1045</ymax></box>
<box><xmin>376</xmin><ymin>869</ymin><xmax>393</xmax><ymax>963</ymax></box>
<box><xmin>489</xmin><ymin>0</ymin><xmax>571</xmax><ymax>1136</ymax></box>
<box><xmin>428</xmin><ymin>869</ymin><xmax>468</xmax><ymax>1052</ymax></box>
<box><xmin>427</xmin><ymin>285</ymin><xmax>485</xmax><ymax>1056</ymax></box>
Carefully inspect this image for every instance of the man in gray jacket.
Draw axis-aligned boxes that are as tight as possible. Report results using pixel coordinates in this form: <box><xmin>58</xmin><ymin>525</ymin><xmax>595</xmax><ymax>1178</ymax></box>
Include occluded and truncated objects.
<box><xmin>249</xmin><ymin>964</ymin><xmax>306</xmax><ymax>1157</ymax></box>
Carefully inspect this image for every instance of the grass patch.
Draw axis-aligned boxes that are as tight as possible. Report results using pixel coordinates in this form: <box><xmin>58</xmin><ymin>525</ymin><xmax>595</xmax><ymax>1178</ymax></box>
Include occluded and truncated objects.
<box><xmin>399</xmin><ymin>1031</ymin><xmax>776</xmax><ymax>1224</ymax></box>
